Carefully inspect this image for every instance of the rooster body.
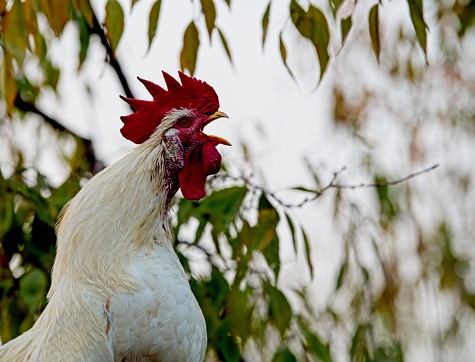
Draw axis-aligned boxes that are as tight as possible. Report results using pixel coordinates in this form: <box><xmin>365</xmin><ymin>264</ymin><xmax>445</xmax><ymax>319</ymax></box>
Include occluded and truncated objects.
<box><xmin>0</xmin><ymin>73</ymin><xmax>229</xmax><ymax>361</ymax></box>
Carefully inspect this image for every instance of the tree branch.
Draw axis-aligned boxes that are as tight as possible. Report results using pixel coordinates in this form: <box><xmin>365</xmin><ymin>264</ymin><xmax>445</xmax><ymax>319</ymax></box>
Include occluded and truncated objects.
<box><xmin>91</xmin><ymin>14</ymin><xmax>135</xmax><ymax>100</ymax></box>
<box><xmin>14</xmin><ymin>94</ymin><xmax>102</xmax><ymax>173</ymax></box>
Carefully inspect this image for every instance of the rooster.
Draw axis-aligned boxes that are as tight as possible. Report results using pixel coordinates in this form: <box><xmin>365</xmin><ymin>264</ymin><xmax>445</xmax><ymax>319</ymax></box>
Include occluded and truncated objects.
<box><xmin>0</xmin><ymin>71</ymin><xmax>230</xmax><ymax>361</ymax></box>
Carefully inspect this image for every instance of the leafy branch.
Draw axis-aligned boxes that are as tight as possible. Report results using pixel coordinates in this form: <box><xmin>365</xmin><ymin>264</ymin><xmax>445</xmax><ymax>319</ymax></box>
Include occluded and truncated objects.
<box><xmin>213</xmin><ymin>164</ymin><xmax>440</xmax><ymax>209</ymax></box>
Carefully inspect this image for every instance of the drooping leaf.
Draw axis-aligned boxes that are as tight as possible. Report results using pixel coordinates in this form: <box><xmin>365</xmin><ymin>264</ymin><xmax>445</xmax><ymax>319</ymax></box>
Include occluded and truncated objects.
<box><xmin>38</xmin><ymin>0</ymin><xmax>70</xmax><ymax>36</ymax></box>
<box><xmin>180</xmin><ymin>21</ymin><xmax>200</xmax><ymax>76</ymax></box>
<box><xmin>105</xmin><ymin>0</ymin><xmax>125</xmax><ymax>55</ymax></box>
<box><xmin>303</xmin><ymin>328</ymin><xmax>333</xmax><ymax>362</ymax></box>
<box><xmin>272</xmin><ymin>348</ymin><xmax>298</xmax><ymax>362</ymax></box>
<box><xmin>200</xmin><ymin>0</ymin><xmax>216</xmax><ymax>39</ymax></box>
<box><xmin>407</xmin><ymin>0</ymin><xmax>428</xmax><ymax>61</ymax></box>
<box><xmin>19</xmin><ymin>269</ymin><xmax>48</xmax><ymax>314</ymax></box>
<box><xmin>279</xmin><ymin>32</ymin><xmax>296</xmax><ymax>80</ymax></box>
<box><xmin>265</xmin><ymin>283</ymin><xmax>292</xmax><ymax>336</ymax></box>
<box><xmin>2</xmin><ymin>0</ymin><xmax>28</xmax><ymax>66</ymax></box>
<box><xmin>335</xmin><ymin>261</ymin><xmax>347</xmax><ymax>290</ymax></box>
<box><xmin>2</xmin><ymin>55</ymin><xmax>17</xmax><ymax>114</ymax></box>
<box><xmin>261</xmin><ymin>1</ymin><xmax>271</xmax><ymax>47</ymax></box>
<box><xmin>77</xmin><ymin>16</ymin><xmax>91</xmax><ymax>70</ymax></box>
<box><xmin>217</xmin><ymin>27</ymin><xmax>233</xmax><ymax>63</ymax></box>
<box><xmin>302</xmin><ymin>227</ymin><xmax>314</xmax><ymax>279</ymax></box>
<box><xmin>147</xmin><ymin>0</ymin><xmax>162</xmax><ymax>51</ymax></box>
<box><xmin>216</xmin><ymin>321</ymin><xmax>240</xmax><ymax>362</ymax></box>
<box><xmin>341</xmin><ymin>16</ymin><xmax>352</xmax><ymax>47</ymax></box>
<box><xmin>72</xmin><ymin>0</ymin><xmax>94</xmax><ymax>27</ymax></box>
<box><xmin>368</xmin><ymin>4</ymin><xmax>380</xmax><ymax>63</ymax></box>
<box><xmin>285</xmin><ymin>212</ymin><xmax>298</xmax><ymax>253</ymax></box>
<box><xmin>289</xmin><ymin>0</ymin><xmax>330</xmax><ymax>80</ymax></box>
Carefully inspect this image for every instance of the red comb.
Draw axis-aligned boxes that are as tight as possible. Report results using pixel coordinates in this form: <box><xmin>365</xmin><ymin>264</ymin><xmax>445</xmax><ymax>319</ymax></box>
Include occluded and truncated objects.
<box><xmin>120</xmin><ymin>71</ymin><xmax>220</xmax><ymax>144</ymax></box>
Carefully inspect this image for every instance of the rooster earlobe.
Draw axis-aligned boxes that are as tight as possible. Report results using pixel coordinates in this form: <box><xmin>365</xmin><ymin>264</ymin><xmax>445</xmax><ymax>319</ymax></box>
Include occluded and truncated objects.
<box><xmin>137</xmin><ymin>77</ymin><xmax>166</xmax><ymax>100</ymax></box>
<box><xmin>162</xmin><ymin>71</ymin><xmax>181</xmax><ymax>91</ymax></box>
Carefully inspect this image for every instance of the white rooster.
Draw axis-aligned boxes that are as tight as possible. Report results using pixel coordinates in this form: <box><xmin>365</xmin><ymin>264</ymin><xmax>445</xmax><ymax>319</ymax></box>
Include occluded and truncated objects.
<box><xmin>0</xmin><ymin>71</ymin><xmax>230</xmax><ymax>361</ymax></box>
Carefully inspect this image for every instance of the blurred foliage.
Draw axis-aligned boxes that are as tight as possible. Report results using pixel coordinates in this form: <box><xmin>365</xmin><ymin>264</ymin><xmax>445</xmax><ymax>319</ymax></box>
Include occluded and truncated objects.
<box><xmin>0</xmin><ymin>0</ymin><xmax>475</xmax><ymax>361</ymax></box>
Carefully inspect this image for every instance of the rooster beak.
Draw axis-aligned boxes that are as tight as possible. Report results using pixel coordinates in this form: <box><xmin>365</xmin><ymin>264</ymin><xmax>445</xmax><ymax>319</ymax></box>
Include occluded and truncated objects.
<box><xmin>204</xmin><ymin>111</ymin><xmax>231</xmax><ymax>146</ymax></box>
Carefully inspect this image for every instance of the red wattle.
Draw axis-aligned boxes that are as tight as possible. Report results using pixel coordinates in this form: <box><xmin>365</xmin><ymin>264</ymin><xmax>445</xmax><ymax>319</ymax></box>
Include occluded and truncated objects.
<box><xmin>179</xmin><ymin>140</ymin><xmax>222</xmax><ymax>200</ymax></box>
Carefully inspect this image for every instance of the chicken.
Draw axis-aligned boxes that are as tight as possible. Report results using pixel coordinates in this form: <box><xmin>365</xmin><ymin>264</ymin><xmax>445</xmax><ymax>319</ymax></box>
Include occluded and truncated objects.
<box><xmin>0</xmin><ymin>71</ymin><xmax>230</xmax><ymax>361</ymax></box>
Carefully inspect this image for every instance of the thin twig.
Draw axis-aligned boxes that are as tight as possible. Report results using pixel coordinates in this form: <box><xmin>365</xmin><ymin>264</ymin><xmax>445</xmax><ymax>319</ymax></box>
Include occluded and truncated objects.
<box><xmin>213</xmin><ymin>164</ymin><xmax>440</xmax><ymax>209</ymax></box>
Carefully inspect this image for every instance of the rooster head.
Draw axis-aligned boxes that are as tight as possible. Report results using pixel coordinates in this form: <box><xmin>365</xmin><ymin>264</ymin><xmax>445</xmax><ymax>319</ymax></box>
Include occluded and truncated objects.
<box><xmin>120</xmin><ymin>71</ymin><xmax>230</xmax><ymax>200</ymax></box>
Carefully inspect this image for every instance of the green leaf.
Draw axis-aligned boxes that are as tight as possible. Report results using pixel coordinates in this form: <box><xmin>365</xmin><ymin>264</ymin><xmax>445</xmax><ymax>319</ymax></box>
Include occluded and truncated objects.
<box><xmin>265</xmin><ymin>283</ymin><xmax>292</xmax><ymax>336</ymax></box>
<box><xmin>217</xmin><ymin>27</ymin><xmax>233</xmax><ymax>63</ymax></box>
<box><xmin>279</xmin><ymin>32</ymin><xmax>296</xmax><ymax>80</ymax></box>
<box><xmin>302</xmin><ymin>227</ymin><xmax>314</xmax><ymax>279</ymax></box>
<box><xmin>368</xmin><ymin>4</ymin><xmax>380</xmax><ymax>63</ymax></box>
<box><xmin>407</xmin><ymin>0</ymin><xmax>428</xmax><ymax>61</ymax></box>
<box><xmin>290</xmin><ymin>0</ymin><xmax>330</xmax><ymax>80</ymax></box>
<box><xmin>19</xmin><ymin>269</ymin><xmax>48</xmax><ymax>314</ymax></box>
<box><xmin>77</xmin><ymin>16</ymin><xmax>91</xmax><ymax>70</ymax></box>
<box><xmin>304</xmin><ymin>329</ymin><xmax>333</xmax><ymax>362</ymax></box>
<box><xmin>200</xmin><ymin>0</ymin><xmax>216</xmax><ymax>39</ymax></box>
<box><xmin>341</xmin><ymin>16</ymin><xmax>352</xmax><ymax>47</ymax></box>
<box><xmin>335</xmin><ymin>261</ymin><xmax>347</xmax><ymax>290</ymax></box>
<box><xmin>216</xmin><ymin>321</ymin><xmax>240</xmax><ymax>362</ymax></box>
<box><xmin>272</xmin><ymin>348</ymin><xmax>297</xmax><ymax>362</ymax></box>
<box><xmin>131</xmin><ymin>0</ymin><xmax>141</xmax><ymax>8</ymax></box>
<box><xmin>105</xmin><ymin>0</ymin><xmax>125</xmax><ymax>55</ymax></box>
<box><xmin>147</xmin><ymin>0</ymin><xmax>162</xmax><ymax>51</ymax></box>
<box><xmin>262</xmin><ymin>1</ymin><xmax>271</xmax><ymax>47</ymax></box>
<box><xmin>226</xmin><ymin>287</ymin><xmax>251</xmax><ymax>339</ymax></box>
<box><xmin>285</xmin><ymin>212</ymin><xmax>298</xmax><ymax>253</ymax></box>
<box><xmin>180</xmin><ymin>21</ymin><xmax>200</xmax><ymax>76</ymax></box>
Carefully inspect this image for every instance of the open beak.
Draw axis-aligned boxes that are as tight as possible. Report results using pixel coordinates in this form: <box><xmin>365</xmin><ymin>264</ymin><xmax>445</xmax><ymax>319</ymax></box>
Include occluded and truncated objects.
<box><xmin>203</xmin><ymin>111</ymin><xmax>232</xmax><ymax>146</ymax></box>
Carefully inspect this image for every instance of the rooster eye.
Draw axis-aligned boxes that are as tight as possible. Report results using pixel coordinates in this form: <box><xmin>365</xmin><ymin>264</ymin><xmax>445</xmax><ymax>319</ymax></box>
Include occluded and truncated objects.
<box><xmin>178</xmin><ymin>118</ymin><xmax>191</xmax><ymax>128</ymax></box>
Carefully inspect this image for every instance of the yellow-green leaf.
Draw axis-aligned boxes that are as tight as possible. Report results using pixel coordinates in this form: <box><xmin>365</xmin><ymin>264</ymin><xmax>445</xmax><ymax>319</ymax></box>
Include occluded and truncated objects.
<box><xmin>289</xmin><ymin>0</ymin><xmax>330</xmax><ymax>80</ymax></box>
<box><xmin>200</xmin><ymin>0</ymin><xmax>216</xmax><ymax>39</ymax></box>
<box><xmin>261</xmin><ymin>1</ymin><xmax>271</xmax><ymax>47</ymax></box>
<box><xmin>180</xmin><ymin>21</ymin><xmax>200</xmax><ymax>76</ymax></box>
<box><xmin>105</xmin><ymin>0</ymin><xmax>125</xmax><ymax>55</ymax></box>
<box><xmin>407</xmin><ymin>0</ymin><xmax>428</xmax><ymax>61</ymax></box>
<box><xmin>2</xmin><ymin>0</ymin><xmax>28</xmax><ymax>66</ymax></box>
<box><xmin>147</xmin><ymin>0</ymin><xmax>162</xmax><ymax>51</ymax></box>
<box><xmin>78</xmin><ymin>0</ymin><xmax>94</xmax><ymax>27</ymax></box>
<box><xmin>302</xmin><ymin>227</ymin><xmax>314</xmax><ymax>279</ymax></box>
<box><xmin>1</xmin><ymin>55</ymin><xmax>17</xmax><ymax>115</ymax></box>
<box><xmin>279</xmin><ymin>32</ymin><xmax>296</xmax><ymax>81</ymax></box>
<box><xmin>368</xmin><ymin>4</ymin><xmax>380</xmax><ymax>63</ymax></box>
<box><xmin>38</xmin><ymin>0</ymin><xmax>69</xmax><ymax>36</ymax></box>
<box><xmin>217</xmin><ymin>27</ymin><xmax>233</xmax><ymax>63</ymax></box>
